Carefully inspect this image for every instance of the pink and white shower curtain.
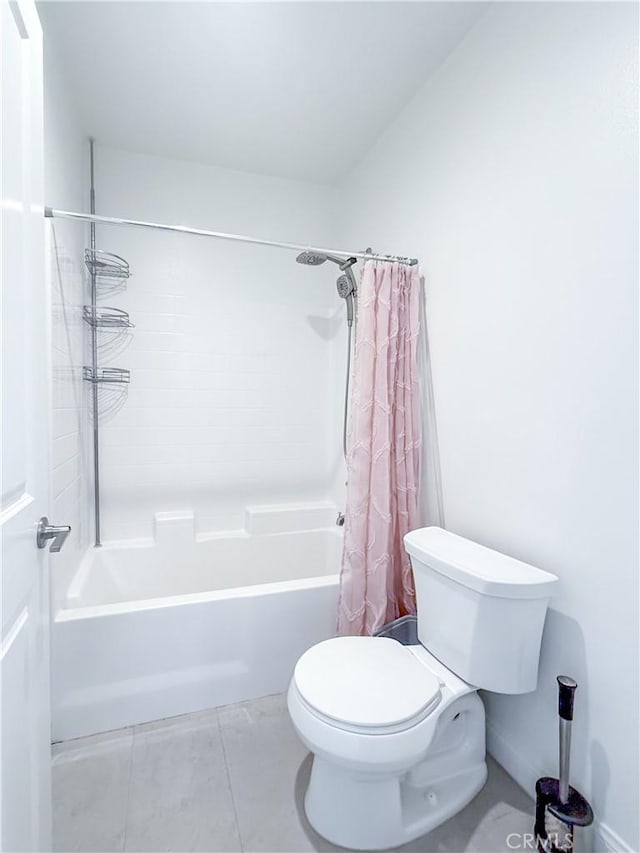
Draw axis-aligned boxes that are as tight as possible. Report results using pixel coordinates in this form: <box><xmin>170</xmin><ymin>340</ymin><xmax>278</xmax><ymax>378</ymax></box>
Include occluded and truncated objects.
<box><xmin>337</xmin><ymin>260</ymin><xmax>422</xmax><ymax>636</ymax></box>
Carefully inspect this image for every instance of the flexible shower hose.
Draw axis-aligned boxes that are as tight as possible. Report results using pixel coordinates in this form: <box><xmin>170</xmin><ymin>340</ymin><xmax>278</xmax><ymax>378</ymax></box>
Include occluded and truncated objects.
<box><xmin>343</xmin><ymin>323</ymin><xmax>352</xmax><ymax>461</ymax></box>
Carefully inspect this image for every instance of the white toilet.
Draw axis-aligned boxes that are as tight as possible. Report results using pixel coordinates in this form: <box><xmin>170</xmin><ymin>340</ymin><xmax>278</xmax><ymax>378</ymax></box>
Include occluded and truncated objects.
<box><xmin>287</xmin><ymin>527</ymin><xmax>558</xmax><ymax>850</ymax></box>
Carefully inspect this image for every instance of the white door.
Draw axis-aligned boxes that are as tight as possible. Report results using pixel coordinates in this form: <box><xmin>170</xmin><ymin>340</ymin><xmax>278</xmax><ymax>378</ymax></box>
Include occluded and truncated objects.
<box><xmin>1</xmin><ymin>1</ymin><xmax>54</xmax><ymax>850</ymax></box>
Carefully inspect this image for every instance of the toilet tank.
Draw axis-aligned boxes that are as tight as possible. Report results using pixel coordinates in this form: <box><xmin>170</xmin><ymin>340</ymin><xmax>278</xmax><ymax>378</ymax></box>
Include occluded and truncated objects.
<box><xmin>404</xmin><ymin>527</ymin><xmax>558</xmax><ymax>694</ymax></box>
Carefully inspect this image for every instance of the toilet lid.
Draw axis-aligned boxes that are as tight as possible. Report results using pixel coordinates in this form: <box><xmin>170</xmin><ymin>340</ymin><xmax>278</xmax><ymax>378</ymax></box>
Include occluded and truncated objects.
<box><xmin>293</xmin><ymin>637</ymin><xmax>441</xmax><ymax>730</ymax></box>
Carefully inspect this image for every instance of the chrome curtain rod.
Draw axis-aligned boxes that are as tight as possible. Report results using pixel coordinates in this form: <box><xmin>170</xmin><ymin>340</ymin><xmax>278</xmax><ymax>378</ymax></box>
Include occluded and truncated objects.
<box><xmin>44</xmin><ymin>207</ymin><xmax>419</xmax><ymax>266</ymax></box>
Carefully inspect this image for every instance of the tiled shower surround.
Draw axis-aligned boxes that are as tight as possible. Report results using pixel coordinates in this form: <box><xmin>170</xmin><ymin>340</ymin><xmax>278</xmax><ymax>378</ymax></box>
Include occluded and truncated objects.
<box><xmin>91</xmin><ymin>146</ymin><xmax>345</xmax><ymax>543</ymax></box>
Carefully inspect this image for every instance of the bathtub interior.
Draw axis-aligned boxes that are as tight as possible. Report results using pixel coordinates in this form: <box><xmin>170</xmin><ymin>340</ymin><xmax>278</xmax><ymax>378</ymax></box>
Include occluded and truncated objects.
<box><xmin>69</xmin><ymin>527</ymin><xmax>343</xmax><ymax>609</ymax></box>
<box><xmin>63</xmin><ymin>502</ymin><xmax>343</xmax><ymax>610</ymax></box>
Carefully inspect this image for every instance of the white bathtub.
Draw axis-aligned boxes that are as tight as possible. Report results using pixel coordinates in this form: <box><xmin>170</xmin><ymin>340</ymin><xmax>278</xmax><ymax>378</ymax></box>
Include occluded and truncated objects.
<box><xmin>52</xmin><ymin>510</ymin><xmax>341</xmax><ymax>741</ymax></box>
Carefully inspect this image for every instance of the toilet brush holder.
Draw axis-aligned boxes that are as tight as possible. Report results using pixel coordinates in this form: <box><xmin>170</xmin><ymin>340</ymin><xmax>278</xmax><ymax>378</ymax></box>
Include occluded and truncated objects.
<box><xmin>535</xmin><ymin>676</ymin><xmax>593</xmax><ymax>853</ymax></box>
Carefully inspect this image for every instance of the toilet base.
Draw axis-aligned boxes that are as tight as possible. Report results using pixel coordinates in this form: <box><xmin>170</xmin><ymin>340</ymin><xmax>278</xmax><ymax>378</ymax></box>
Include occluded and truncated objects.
<box><xmin>305</xmin><ymin>757</ymin><xmax>488</xmax><ymax>851</ymax></box>
<box><xmin>303</xmin><ymin>692</ymin><xmax>488</xmax><ymax>850</ymax></box>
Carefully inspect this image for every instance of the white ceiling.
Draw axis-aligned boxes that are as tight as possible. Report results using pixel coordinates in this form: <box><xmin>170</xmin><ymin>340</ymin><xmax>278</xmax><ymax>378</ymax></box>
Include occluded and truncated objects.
<box><xmin>38</xmin><ymin>1</ymin><xmax>488</xmax><ymax>185</ymax></box>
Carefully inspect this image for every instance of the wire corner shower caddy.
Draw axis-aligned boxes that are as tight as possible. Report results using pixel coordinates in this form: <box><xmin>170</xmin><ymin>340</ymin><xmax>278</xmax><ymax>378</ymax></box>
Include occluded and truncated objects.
<box><xmin>82</xmin><ymin>138</ymin><xmax>133</xmax><ymax>546</ymax></box>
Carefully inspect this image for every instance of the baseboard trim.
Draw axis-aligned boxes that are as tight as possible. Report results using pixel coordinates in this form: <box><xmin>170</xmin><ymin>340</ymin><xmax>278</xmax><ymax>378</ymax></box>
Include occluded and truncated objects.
<box><xmin>593</xmin><ymin>822</ymin><xmax>637</xmax><ymax>853</ymax></box>
<box><xmin>486</xmin><ymin>721</ymin><xmax>636</xmax><ymax>853</ymax></box>
<box><xmin>486</xmin><ymin>719</ymin><xmax>541</xmax><ymax>797</ymax></box>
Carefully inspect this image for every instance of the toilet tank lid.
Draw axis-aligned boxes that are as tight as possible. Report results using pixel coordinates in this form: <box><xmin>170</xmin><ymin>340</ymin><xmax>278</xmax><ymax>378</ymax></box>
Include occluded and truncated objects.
<box><xmin>404</xmin><ymin>527</ymin><xmax>558</xmax><ymax>599</ymax></box>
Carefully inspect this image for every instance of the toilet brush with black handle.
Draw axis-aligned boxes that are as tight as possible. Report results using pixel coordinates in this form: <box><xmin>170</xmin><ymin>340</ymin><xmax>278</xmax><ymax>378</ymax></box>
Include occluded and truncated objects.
<box><xmin>534</xmin><ymin>676</ymin><xmax>593</xmax><ymax>852</ymax></box>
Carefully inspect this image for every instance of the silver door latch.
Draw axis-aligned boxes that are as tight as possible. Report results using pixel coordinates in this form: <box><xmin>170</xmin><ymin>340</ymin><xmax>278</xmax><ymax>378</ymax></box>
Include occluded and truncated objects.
<box><xmin>37</xmin><ymin>517</ymin><xmax>71</xmax><ymax>553</ymax></box>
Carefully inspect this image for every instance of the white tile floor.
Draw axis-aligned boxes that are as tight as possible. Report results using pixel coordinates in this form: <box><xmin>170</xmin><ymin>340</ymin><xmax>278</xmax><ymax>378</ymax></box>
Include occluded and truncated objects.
<box><xmin>52</xmin><ymin>694</ymin><xmax>535</xmax><ymax>853</ymax></box>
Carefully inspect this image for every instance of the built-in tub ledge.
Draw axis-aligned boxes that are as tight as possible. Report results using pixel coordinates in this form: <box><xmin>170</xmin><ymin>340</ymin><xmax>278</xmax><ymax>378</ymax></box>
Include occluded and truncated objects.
<box><xmin>89</xmin><ymin>503</ymin><xmax>341</xmax><ymax>551</ymax></box>
<box><xmin>244</xmin><ymin>502</ymin><xmax>338</xmax><ymax>536</ymax></box>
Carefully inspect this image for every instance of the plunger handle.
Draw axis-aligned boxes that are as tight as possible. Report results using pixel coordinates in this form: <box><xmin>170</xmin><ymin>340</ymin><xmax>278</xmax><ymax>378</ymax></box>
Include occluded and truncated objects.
<box><xmin>557</xmin><ymin>676</ymin><xmax>577</xmax><ymax>805</ymax></box>
<box><xmin>558</xmin><ymin>675</ymin><xmax>577</xmax><ymax>720</ymax></box>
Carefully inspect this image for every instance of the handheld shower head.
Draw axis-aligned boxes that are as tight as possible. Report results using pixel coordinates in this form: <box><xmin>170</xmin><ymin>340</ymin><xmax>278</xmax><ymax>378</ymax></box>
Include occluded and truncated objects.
<box><xmin>336</xmin><ymin>274</ymin><xmax>355</xmax><ymax>326</ymax></box>
<box><xmin>336</xmin><ymin>275</ymin><xmax>353</xmax><ymax>300</ymax></box>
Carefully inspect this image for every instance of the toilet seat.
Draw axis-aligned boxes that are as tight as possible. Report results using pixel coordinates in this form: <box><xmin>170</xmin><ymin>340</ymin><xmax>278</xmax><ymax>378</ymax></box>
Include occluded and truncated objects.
<box><xmin>293</xmin><ymin>637</ymin><xmax>441</xmax><ymax>734</ymax></box>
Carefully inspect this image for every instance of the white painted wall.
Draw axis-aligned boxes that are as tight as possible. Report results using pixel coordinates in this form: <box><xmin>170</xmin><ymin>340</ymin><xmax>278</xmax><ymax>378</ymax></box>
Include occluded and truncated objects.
<box><xmin>340</xmin><ymin>3</ymin><xmax>638</xmax><ymax>849</ymax></box>
<box><xmin>43</xmin><ymin>38</ymin><xmax>90</xmax><ymax>613</ymax></box>
<box><xmin>92</xmin><ymin>146</ymin><xmax>342</xmax><ymax>541</ymax></box>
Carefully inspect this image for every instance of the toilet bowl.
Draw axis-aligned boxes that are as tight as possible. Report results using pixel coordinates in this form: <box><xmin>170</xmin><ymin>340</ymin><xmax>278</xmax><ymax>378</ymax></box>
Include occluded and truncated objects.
<box><xmin>289</xmin><ymin>638</ymin><xmax>487</xmax><ymax>849</ymax></box>
<box><xmin>288</xmin><ymin>527</ymin><xmax>558</xmax><ymax>850</ymax></box>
